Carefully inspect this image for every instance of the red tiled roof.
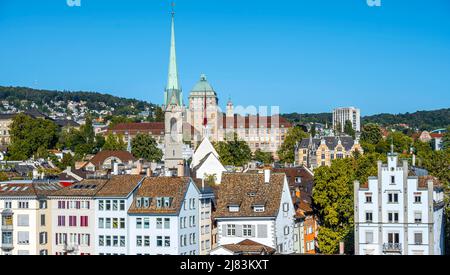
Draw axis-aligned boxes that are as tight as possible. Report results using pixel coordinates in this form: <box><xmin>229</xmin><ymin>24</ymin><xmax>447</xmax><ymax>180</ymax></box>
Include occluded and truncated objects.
<box><xmin>430</xmin><ymin>133</ymin><xmax>444</xmax><ymax>138</ymax></box>
<box><xmin>221</xmin><ymin>114</ymin><xmax>292</xmax><ymax>129</ymax></box>
<box><xmin>222</xmin><ymin>239</ymin><xmax>276</xmax><ymax>255</ymax></box>
<box><xmin>85</xmin><ymin>150</ymin><xmax>136</xmax><ymax>169</ymax></box>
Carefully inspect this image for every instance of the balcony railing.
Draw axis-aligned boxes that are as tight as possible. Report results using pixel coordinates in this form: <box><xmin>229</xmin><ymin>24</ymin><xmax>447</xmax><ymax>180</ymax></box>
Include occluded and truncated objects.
<box><xmin>382</xmin><ymin>243</ymin><xmax>402</xmax><ymax>253</ymax></box>
<box><xmin>64</xmin><ymin>243</ymin><xmax>79</xmax><ymax>253</ymax></box>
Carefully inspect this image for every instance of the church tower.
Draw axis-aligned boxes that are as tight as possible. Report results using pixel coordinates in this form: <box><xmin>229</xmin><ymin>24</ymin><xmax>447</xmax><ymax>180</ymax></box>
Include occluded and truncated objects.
<box><xmin>163</xmin><ymin>6</ymin><xmax>185</xmax><ymax>174</ymax></box>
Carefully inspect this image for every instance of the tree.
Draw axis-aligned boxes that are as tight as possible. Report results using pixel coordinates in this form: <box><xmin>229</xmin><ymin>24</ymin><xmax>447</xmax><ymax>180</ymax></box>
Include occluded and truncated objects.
<box><xmin>344</xmin><ymin>120</ymin><xmax>356</xmax><ymax>139</ymax></box>
<box><xmin>102</xmin><ymin>133</ymin><xmax>127</xmax><ymax>151</ymax></box>
<box><xmin>387</xmin><ymin>131</ymin><xmax>412</xmax><ymax>154</ymax></box>
<box><xmin>361</xmin><ymin>123</ymin><xmax>382</xmax><ymax>145</ymax></box>
<box><xmin>253</xmin><ymin>149</ymin><xmax>274</xmax><ymax>165</ymax></box>
<box><xmin>213</xmin><ymin>133</ymin><xmax>252</xmax><ymax>167</ymax></box>
<box><xmin>310</xmin><ymin>123</ymin><xmax>316</xmax><ymax>138</ymax></box>
<box><xmin>131</xmin><ymin>133</ymin><xmax>163</xmax><ymax>162</ymax></box>
<box><xmin>442</xmin><ymin>127</ymin><xmax>450</xmax><ymax>150</ymax></box>
<box><xmin>8</xmin><ymin>114</ymin><xmax>58</xmax><ymax>160</ymax></box>
<box><xmin>152</xmin><ymin>106</ymin><xmax>164</xmax><ymax>122</ymax></box>
<box><xmin>81</xmin><ymin>115</ymin><xmax>95</xmax><ymax>144</ymax></box>
<box><xmin>277</xmin><ymin>126</ymin><xmax>308</xmax><ymax>164</ymax></box>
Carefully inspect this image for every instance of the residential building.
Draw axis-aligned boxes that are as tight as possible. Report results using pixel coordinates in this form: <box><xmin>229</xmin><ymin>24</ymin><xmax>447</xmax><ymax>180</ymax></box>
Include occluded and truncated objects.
<box><xmin>214</xmin><ymin>170</ymin><xmax>295</xmax><ymax>254</ymax></box>
<box><xmin>127</xmin><ymin>177</ymin><xmax>201</xmax><ymax>255</ymax></box>
<box><xmin>191</xmin><ymin>137</ymin><xmax>226</xmax><ymax>184</ymax></box>
<box><xmin>81</xmin><ymin>150</ymin><xmax>136</xmax><ymax>173</ymax></box>
<box><xmin>0</xmin><ymin>114</ymin><xmax>14</xmax><ymax>146</ymax></box>
<box><xmin>94</xmin><ymin>175</ymin><xmax>144</xmax><ymax>255</ymax></box>
<box><xmin>354</xmin><ymin>151</ymin><xmax>445</xmax><ymax>255</ymax></box>
<box><xmin>193</xmin><ymin>179</ymin><xmax>216</xmax><ymax>255</ymax></box>
<box><xmin>0</xmin><ymin>181</ymin><xmax>64</xmax><ymax>255</ymax></box>
<box><xmin>295</xmin><ymin>136</ymin><xmax>363</xmax><ymax>169</ymax></box>
<box><xmin>333</xmin><ymin>107</ymin><xmax>361</xmax><ymax>133</ymax></box>
<box><xmin>49</xmin><ymin>179</ymin><xmax>109</xmax><ymax>255</ymax></box>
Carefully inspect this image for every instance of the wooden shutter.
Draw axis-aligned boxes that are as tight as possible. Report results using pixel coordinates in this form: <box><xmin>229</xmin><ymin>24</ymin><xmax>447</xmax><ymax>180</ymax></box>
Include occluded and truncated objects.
<box><xmin>222</xmin><ymin>224</ymin><xmax>227</xmax><ymax>236</ymax></box>
<box><xmin>251</xmin><ymin>225</ymin><xmax>256</xmax><ymax>237</ymax></box>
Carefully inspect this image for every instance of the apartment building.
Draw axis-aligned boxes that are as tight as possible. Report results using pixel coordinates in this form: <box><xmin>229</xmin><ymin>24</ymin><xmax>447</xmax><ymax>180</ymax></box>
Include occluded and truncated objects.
<box><xmin>214</xmin><ymin>170</ymin><xmax>295</xmax><ymax>254</ymax></box>
<box><xmin>94</xmin><ymin>175</ymin><xmax>144</xmax><ymax>255</ymax></box>
<box><xmin>49</xmin><ymin>179</ymin><xmax>109</xmax><ymax>255</ymax></box>
<box><xmin>333</xmin><ymin>107</ymin><xmax>361</xmax><ymax>133</ymax></box>
<box><xmin>354</xmin><ymin>151</ymin><xmax>445</xmax><ymax>255</ymax></box>
<box><xmin>127</xmin><ymin>177</ymin><xmax>201</xmax><ymax>255</ymax></box>
<box><xmin>193</xmin><ymin>179</ymin><xmax>216</xmax><ymax>255</ymax></box>
<box><xmin>0</xmin><ymin>181</ymin><xmax>63</xmax><ymax>255</ymax></box>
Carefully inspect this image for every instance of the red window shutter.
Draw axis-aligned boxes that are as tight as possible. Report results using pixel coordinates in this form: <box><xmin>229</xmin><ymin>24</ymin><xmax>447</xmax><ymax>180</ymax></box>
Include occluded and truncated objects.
<box><xmin>85</xmin><ymin>216</ymin><xmax>88</xmax><ymax>227</ymax></box>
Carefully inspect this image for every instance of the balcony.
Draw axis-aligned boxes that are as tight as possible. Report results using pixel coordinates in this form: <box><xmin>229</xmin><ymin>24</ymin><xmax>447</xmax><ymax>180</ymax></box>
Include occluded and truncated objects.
<box><xmin>382</xmin><ymin>243</ymin><xmax>402</xmax><ymax>253</ymax></box>
<box><xmin>1</xmin><ymin>224</ymin><xmax>13</xmax><ymax>231</ymax></box>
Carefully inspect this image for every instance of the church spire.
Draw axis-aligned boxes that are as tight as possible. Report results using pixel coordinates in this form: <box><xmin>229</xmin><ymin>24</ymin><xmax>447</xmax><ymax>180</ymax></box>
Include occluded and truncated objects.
<box><xmin>165</xmin><ymin>2</ymin><xmax>182</xmax><ymax>107</ymax></box>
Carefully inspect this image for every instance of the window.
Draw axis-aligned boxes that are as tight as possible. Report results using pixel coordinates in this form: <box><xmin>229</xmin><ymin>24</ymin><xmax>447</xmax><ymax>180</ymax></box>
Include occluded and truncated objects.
<box><xmin>17</xmin><ymin>214</ymin><xmax>29</xmax><ymax>227</ymax></box>
<box><xmin>156</xmin><ymin>218</ymin><xmax>163</xmax><ymax>229</ymax></box>
<box><xmin>5</xmin><ymin>201</ymin><xmax>12</xmax><ymax>209</ymax></box>
<box><xmin>39</xmin><ymin>200</ymin><xmax>47</xmax><ymax>209</ymax></box>
<box><xmin>136</xmin><ymin>218</ymin><xmax>142</xmax><ymax>229</ymax></box>
<box><xmin>164</xmin><ymin>236</ymin><xmax>171</xmax><ymax>247</ymax></box>
<box><xmin>105</xmin><ymin>200</ymin><xmax>111</xmax><ymax>211</ymax></box>
<box><xmin>136</xmin><ymin>236</ymin><xmax>142</xmax><ymax>247</ymax></box>
<box><xmin>18</xmin><ymin>231</ymin><xmax>29</xmax><ymax>245</ymax></box>
<box><xmin>164</xmin><ymin>218</ymin><xmax>170</xmax><ymax>229</ymax></box>
<box><xmin>120</xmin><ymin>218</ymin><xmax>125</xmax><ymax>229</ymax></box>
<box><xmin>99</xmin><ymin>200</ymin><xmax>104</xmax><ymax>211</ymax></box>
<box><xmin>144</xmin><ymin>236</ymin><xmax>150</xmax><ymax>247</ymax></box>
<box><xmin>284</xmin><ymin>226</ymin><xmax>290</xmax><ymax>235</ymax></box>
<box><xmin>254</xmin><ymin>206</ymin><xmax>265</xmax><ymax>212</ymax></box>
<box><xmin>388</xmin><ymin>192</ymin><xmax>399</xmax><ymax>203</ymax></box>
<box><xmin>391</xmin><ymin>176</ymin><xmax>395</xmax><ymax>184</ymax></box>
<box><xmin>39</xmin><ymin>232</ymin><xmax>48</xmax><ymax>245</ymax></box>
<box><xmin>113</xmin><ymin>236</ymin><xmax>119</xmax><ymax>247</ymax></box>
<box><xmin>40</xmin><ymin>214</ymin><xmax>46</xmax><ymax>226</ymax></box>
<box><xmin>365</xmin><ymin>231</ymin><xmax>373</xmax><ymax>244</ymax></box>
<box><xmin>80</xmin><ymin>216</ymin><xmax>88</xmax><ymax>227</ymax></box>
<box><xmin>388</xmin><ymin>232</ymin><xmax>400</xmax><ymax>245</ymax></box>
<box><xmin>157</xmin><ymin>236</ymin><xmax>163</xmax><ymax>247</ymax></box>
<box><xmin>388</xmin><ymin>212</ymin><xmax>399</xmax><ymax>223</ymax></box>
<box><xmin>243</xmin><ymin>225</ymin><xmax>252</xmax><ymax>237</ymax></box>
<box><xmin>99</xmin><ymin>236</ymin><xmax>104</xmax><ymax>246</ymax></box>
<box><xmin>113</xmin><ymin>200</ymin><xmax>118</xmax><ymax>211</ymax></box>
<box><xmin>283</xmin><ymin>203</ymin><xmax>289</xmax><ymax>212</ymax></box>
<box><xmin>227</xmin><ymin>224</ymin><xmax>236</xmax><ymax>236</ymax></box>
<box><xmin>120</xmin><ymin>236</ymin><xmax>125</xmax><ymax>247</ymax></box>
<box><xmin>106</xmin><ymin>236</ymin><xmax>111</xmax><ymax>246</ymax></box>
<box><xmin>414</xmin><ymin>232</ymin><xmax>423</xmax><ymax>245</ymax></box>
<box><xmin>69</xmin><ymin>216</ymin><xmax>77</xmax><ymax>227</ymax></box>
<box><xmin>414</xmin><ymin>194</ymin><xmax>422</xmax><ymax>203</ymax></box>
<box><xmin>365</xmin><ymin>212</ymin><xmax>373</xmax><ymax>223</ymax></box>
<box><xmin>111</xmin><ymin>218</ymin><xmax>118</xmax><ymax>229</ymax></box>
<box><xmin>143</xmin><ymin>197</ymin><xmax>150</xmax><ymax>208</ymax></box>
<box><xmin>365</xmin><ymin>194</ymin><xmax>372</xmax><ymax>203</ymax></box>
<box><xmin>414</xmin><ymin>212</ymin><xmax>422</xmax><ymax>223</ymax></box>
<box><xmin>18</xmin><ymin>201</ymin><xmax>29</xmax><ymax>209</ymax></box>
<box><xmin>144</xmin><ymin>218</ymin><xmax>150</xmax><ymax>229</ymax></box>
<box><xmin>120</xmin><ymin>200</ymin><xmax>125</xmax><ymax>211</ymax></box>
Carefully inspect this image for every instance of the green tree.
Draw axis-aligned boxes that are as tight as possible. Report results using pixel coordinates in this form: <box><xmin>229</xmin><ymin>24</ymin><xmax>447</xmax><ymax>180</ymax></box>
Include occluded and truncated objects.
<box><xmin>153</xmin><ymin>106</ymin><xmax>164</xmax><ymax>122</ymax></box>
<box><xmin>387</xmin><ymin>131</ymin><xmax>412</xmax><ymax>154</ymax></box>
<box><xmin>8</xmin><ymin>114</ymin><xmax>58</xmax><ymax>160</ymax></box>
<box><xmin>344</xmin><ymin>120</ymin><xmax>356</xmax><ymax>139</ymax></box>
<box><xmin>310</xmin><ymin>123</ymin><xmax>316</xmax><ymax>138</ymax></box>
<box><xmin>213</xmin><ymin>133</ymin><xmax>252</xmax><ymax>166</ymax></box>
<box><xmin>277</xmin><ymin>126</ymin><xmax>308</xmax><ymax>164</ymax></box>
<box><xmin>253</xmin><ymin>149</ymin><xmax>274</xmax><ymax>165</ymax></box>
<box><xmin>131</xmin><ymin>133</ymin><xmax>163</xmax><ymax>162</ymax></box>
<box><xmin>442</xmin><ymin>127</ymin><xmax>450</xmax><ymax>150</ymax></box>
<box><xmin>361</xmin><ymin>123</ymin><xmax>382</xmax><ymax>145</ymax></box>
<box><xmin>103</xmin><ymin>133</ymin><xmax>127</xmax><ymax>151</ymax></box>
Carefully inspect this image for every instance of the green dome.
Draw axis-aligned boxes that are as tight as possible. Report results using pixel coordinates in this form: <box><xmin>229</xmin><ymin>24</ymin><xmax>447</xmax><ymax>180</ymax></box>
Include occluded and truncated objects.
<box><xmin>191</xmin><ymin>74</ymin><xmax>215</xmax><ymax>92</ymax></box>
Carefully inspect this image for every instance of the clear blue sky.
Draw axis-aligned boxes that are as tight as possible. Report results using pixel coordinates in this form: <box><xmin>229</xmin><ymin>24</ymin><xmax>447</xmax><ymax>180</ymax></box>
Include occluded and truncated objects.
<box><xmin>1</xmin><ymin>0</ymin><xmax>449</xmax><ymax>115</ymax></box>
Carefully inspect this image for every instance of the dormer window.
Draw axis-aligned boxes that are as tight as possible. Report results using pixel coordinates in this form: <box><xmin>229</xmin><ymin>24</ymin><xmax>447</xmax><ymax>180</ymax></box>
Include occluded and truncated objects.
<box><xmin>253</xmin><ymin>205</ymin><xmax>265</xmax><ymax>212</ymax></box>
<box><xmin>247</xmin><ymin>192</ymin><xmax>257</xmax><ymax>197</ymax></box>
<box><xmin>136</xmin><ymin>197</ymin><xmax>142</xmax><ymax>208</ymax></box>
<box><xmin>143</xmin><ymin>197</ymin><xmax>150</xmax><ymax>208</ymax></box>
<box><xmin>295</xmin><ymin>177</ymin><xmax>301</xmax><ymax>183</ymax></box>
<box><xmin>228</xmin><ymin>205</ymin><xmax>240</xmax><ymax>212</ymax></box>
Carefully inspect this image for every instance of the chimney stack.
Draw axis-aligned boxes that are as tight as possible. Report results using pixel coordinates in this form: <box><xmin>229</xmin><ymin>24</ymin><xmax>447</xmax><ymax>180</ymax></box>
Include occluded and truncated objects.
<box><xmin>264</xmin><ymin>168</ymin><xmax>271</xmax><ymax>183</ymax></box>
<box><xmin>113</xmin><ymin>163</ymin><xmax>119</xmax><ymax>176</ymax></box>
<box><xmin>339</xmin><ymin>241</ymin><xmax>345</xmax><ymax>255</ymax></box>
<box><xmin>146</xmin><ymin>168</ymin><xmax>152</xmax><ymax>177</ymax></box>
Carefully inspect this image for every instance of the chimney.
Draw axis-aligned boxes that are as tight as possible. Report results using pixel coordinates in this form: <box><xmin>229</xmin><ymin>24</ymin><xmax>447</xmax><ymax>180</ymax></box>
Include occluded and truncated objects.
<box><xmin>113</xmin><ymin>163</ymin><xmax>119</xmax><ymax>176</ymax></box>
<box><xmin>146</xmin><ymin>168</ymin><xmax>152</xmax><ymax>177</ymax></box>
<box><xmin>136</xmin><ymin>160</ymin><xmax>143</xmax><ymax>174</ymax></box>
<box><xmin>177</xmin><ymin>161</ymin><xmax>185</xmax><ymax>177</ymax></box>
<box><xmin>264</xmin><ymin>168</ymin><xmax>271</xmax><ymax>183</ymax></box>
<box><xmin>66</xmin><ymin>166</ymin><xmax>72</xmax><ymax>173</ymax></box>
<box><xmin>339</xmin><ymin>241</ymin><xmax>345</xmax><ymax>255</ymax></box>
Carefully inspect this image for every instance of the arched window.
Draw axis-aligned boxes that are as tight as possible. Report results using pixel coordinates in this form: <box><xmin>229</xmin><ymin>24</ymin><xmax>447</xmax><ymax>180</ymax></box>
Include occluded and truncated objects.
<box><xmin>170</xmin><ymin>118</ymin><xmax>177</xmax><ymax>142</ymax></box>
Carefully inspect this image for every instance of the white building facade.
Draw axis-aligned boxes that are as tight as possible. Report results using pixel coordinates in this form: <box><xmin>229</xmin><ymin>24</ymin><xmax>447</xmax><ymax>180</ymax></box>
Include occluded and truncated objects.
<box><xmin>354</xmin><ymin>152</ymin><xmax>445</xmax><ymax>255</ymax></box>
<box><xmin>333</xmin><ymin>107</ymin><xmax>361</xmax><ymax>133</ymax></box>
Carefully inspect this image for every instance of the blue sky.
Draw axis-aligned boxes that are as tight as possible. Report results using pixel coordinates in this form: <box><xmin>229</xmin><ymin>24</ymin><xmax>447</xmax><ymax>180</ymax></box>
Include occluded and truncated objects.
<box><xmin>0</xmin><ymin>0</ymin><xmax>449</xmax><ymax>115</ymax></box>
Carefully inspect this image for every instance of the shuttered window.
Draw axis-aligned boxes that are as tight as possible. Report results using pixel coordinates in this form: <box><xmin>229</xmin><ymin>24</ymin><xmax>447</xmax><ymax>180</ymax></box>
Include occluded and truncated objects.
<box><xmin>17</xmin><ymin>214</ymin><xmax>29</xmax><ymax>226</ymax></box>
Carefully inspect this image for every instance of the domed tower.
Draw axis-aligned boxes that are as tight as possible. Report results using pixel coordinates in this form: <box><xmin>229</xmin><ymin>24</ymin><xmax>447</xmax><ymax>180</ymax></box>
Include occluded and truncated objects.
<box><xmin>187</xmin><ymin>74</ymin><xmax>219</xmax><ymax>142</ymax></box>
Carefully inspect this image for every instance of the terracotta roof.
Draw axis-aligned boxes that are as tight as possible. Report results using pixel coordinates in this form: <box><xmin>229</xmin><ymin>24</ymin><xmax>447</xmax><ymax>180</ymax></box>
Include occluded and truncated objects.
<box><xmin>95</xmin><ymin>175</ymin><xmax>144</xmax><ymax>198</ymax></box>
<box><xmin>221</xmin><ymin>114</ymin><xmax>292</xmax><ymax>129</ymax></box>
<box><xmin>430</xmin><ymin>133</ymin><xmax>444</xmax><ymax>138</ymax></box>
<box><xmin>360</xmin><ymin>182</ymin><xmax>369</xmax><ymax>189</ymax></box>
<box><xmin>128</xmin><ymin>177</ymin><xmax>192</xmax><ymax>215</ymax></box>
<box><xmin>85</xmin><ymin>150</ymin><xmax>136</xmax><ymax>169</ymax></box>
<box><xmin>49</xmin><ymin>179</ymin><xmax>109</xmax><ymax>197</ymax></box>
<box><xmin>109</xmin><ymin>122</ymin><xmax>165</xmax><ymax>135</ymax></box>
<box><xmin>0</xmin><ymin>182</ymin><xmax>64</xmax><ymax>197</ymax></box>
<box><xmin>215</xmin><ymin>173</ymin><xmax>286</xmax><ymax>218</ymax></box>
<box><xmin>222</xmin><ymin>239</ymin><xmax>276</xmax><ymax>255</ymax></box>
<box><xmin>418</xmin><ymin>176</ymin><xmax>442</xmax><ymax>189</ymax></box>
<box><xmin>272</xmin><ymin>167</ymin><xmax>314</xmax><ymax>192</ymax></box>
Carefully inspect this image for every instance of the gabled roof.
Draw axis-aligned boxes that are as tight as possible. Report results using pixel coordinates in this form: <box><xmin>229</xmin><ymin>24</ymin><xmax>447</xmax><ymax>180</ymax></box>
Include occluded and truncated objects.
<box><xmin>215</xmin><ymin>173</ymin><xmax>286</xmax><ymax>218</ymax></box>
<box><xmin>95</xmin><ymin>175</ymin><xmax>144</xmax><ymax>198</ymax></box>
<box><xmin>298</xmin><ymin>136</ymin><xmax>356</xmax><ymax>151</ymax></box>
<box><xmin>85</xmin><ymin>150</ymin><xmax>136</xmax><ymax>169</ymax></box>
<box><xmin>127</xmin><ymin>177</ymin><xmax>193</xmax><ymax>215</ymax></box>
<box><xmin>0</xmin><ymin>182</ymin><xmax>64</xmax><ymax>197</ymax></box>
<box><xmin>221</xmin><ymin>239</ymin><xmax>276</xmax><ymax>255</ymax></box>
<box><xmin>191</xmin><ymin>137</ymin><xmax>219</xmax><ymax>168</ymax></box>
